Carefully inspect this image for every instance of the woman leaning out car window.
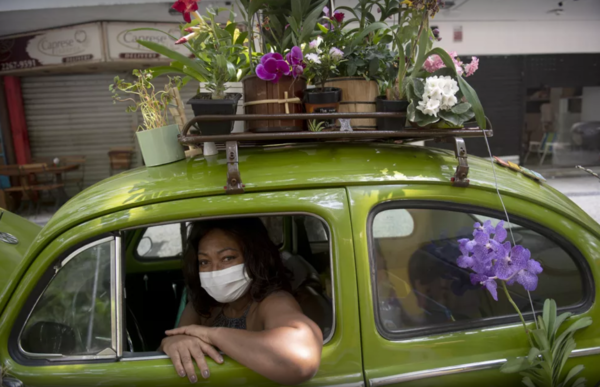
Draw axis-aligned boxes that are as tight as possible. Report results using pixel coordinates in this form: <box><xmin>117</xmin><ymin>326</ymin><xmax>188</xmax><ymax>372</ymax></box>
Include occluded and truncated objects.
<box><xmin>159</xmin><ymin>218</ymin><xmax>323</xmax><ymax>385</ymax></box>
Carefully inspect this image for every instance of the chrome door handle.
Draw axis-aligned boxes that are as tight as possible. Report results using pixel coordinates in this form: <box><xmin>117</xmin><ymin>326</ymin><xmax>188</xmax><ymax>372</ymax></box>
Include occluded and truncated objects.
<box><xmin>3</xmin><ymin>376</ymin><xmax>24</xmax><ymax>387</ymax></box>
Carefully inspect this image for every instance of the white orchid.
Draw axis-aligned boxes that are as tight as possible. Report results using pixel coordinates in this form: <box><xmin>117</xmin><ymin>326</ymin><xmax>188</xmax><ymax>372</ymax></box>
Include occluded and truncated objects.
<box><xmin>305</xmin><ymin>53</ymin><xmax>321</xmax><ymax>64</ymax></box>
<box><xmin>417</xmin><ymin>76</ymin><xmax>460</xmax><ymax>117</ymax></box>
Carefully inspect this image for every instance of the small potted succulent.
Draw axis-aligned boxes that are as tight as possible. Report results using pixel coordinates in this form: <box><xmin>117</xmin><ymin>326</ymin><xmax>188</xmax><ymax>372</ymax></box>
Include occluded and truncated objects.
<box><xmin>303</xmin><ymin>35</ymin><xmax>344</xmax><ymax>130</ymax></box>
<box><xmin>137</xmin><ymin>4</ymin><xmax>249</xmax><ymax>136</ymax></box>
<box><xmin>110</xmin><ymin>70</ymin><xmax>185</xmax><ymax>167</ymax></box>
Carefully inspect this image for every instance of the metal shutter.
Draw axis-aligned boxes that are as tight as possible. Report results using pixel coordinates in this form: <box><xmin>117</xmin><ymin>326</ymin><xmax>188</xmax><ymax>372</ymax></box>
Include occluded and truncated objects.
<box><xmin>22</xmin><ymin>74</ymin><xmax>138</xmax><ymax>191</ymax></box>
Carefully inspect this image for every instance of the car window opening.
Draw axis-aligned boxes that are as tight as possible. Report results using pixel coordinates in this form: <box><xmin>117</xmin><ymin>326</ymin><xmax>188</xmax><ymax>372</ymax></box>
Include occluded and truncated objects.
<box><xmin>124</xmin><ymin>214</ymin><xmax>333</xmax><ymax>355</ymax></box>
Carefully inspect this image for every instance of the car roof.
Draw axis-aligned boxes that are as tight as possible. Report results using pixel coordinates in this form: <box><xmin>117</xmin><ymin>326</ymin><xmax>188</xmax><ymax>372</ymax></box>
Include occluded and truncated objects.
<box><xmin>27</xmin><ymin>142</ymin><xmax>600</xmax><ymax>267</ymax></box>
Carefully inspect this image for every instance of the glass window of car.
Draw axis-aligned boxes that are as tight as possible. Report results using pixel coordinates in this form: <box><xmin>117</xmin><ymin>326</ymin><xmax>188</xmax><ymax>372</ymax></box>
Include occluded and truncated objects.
<box><xmin>137</xmin><ymin>223</ymin><xmax>183</xmax><ymax>259</ymax></box>
<box><xmin>21</xmin><ymin>239</ymin><xmax>114</xmax><ymax>356</ymax></box>
<box><xmin>371</xmin><ymin>207</ymin><xmax>587</xmax><ymax>335</ymax></box>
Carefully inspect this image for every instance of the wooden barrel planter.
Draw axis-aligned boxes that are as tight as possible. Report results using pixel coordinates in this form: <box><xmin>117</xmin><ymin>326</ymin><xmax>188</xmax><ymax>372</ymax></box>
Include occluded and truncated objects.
<box><xmin>324</xmin><ymin>77</ymin><xmax>379</xmax><ymax>130</ymax></box>
<box><xmin>242</xmin><ymin>75</ymin><xmax>306</xmax><ymax>132</ymax></box>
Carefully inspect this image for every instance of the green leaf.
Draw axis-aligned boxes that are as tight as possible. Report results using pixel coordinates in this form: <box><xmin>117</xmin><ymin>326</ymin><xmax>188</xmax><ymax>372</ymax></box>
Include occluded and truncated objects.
<box><xmin>457</xmin><ymin>76</ymin><xmax>486</xmax><ymax>129</ymax></box>
<box><xmin>438</xmin><ymin>109</ymin><xmax>474</xmax><ymax>127</ymax></box>
<box><xmin>521</xmin><ymin>377</ymin><xmax>536</xmax><ymax>387</ymax></box>
<box><xmin>369</xmin><ymin>58</ymin><xmax>379</xmax><ymax>76</ymax></box>
<box><xmin>451</xmin><ymin>102</ymin><xmax>472</xmax><ymax>114</ymax></box>
<box><xmin>235</xmin><ymin>31</ymin><xmax>248</xmax><ymax>46</ymax></box>
<box><xmin>554</xmin><ymin>312</ymin><xmax>573</xmax><ymax>335</ymax></box>
<box><xmin>225</xmin><ymin>22</ymin><xmax>237</xmax><ymax>37</ymax></box>
<box><xmin>317</xmin><ymin>23</ymin><xmax>329</xmax><ymax>34</ymax></box>
<box><xmin>348</xmin><ymin>62</ymin><xmax>357</xmax><ymax>76</ymax></box>
<box><xmin>350</xmin><ymin>22</ymin><xmax>389</xmax><ymax>48</ymax></box>
<box><xmin>412</xmin><ymin>78</ymin><xmax>424</xmax><ymax>99</ymax></box>
<box><xmin>527</xmin><ymin>347</ymin><xmax>541</xmax><ymax>363</ymax></box>
<box><xmin>563</xmin><ymin>365</ymin><xmax>584</xmax><ymax>387</ymax></box>
<box><xmin>413</xmin><ymin>109</ymin><xmax>440</xmax><ymax>127</ymax></box>
<box><xmin>532</xmin><ymin>329</ymin><xmax>551</xmax><ymax>351</ymax></box>
<box><xmin>291</xmin><ymin>0</ymin><xmax>302</xmax><ymax>22</ymax></box>
<box><xmin>571</xmin><ymin>377</ymin><xmax>587</xmax><ymax>387</ymax></box>
<box><xmin>557</xmin><ymin>339</ymin><xmax>577</xmax><ymax>382</ymax></box>
<box><xmin>501</xmin><ymin>357</ymin><xmax>535</xmax><ymax>374</ymax></box>
<box><xmin>543</xmin><ymin>299</ymin><xmax>557</xmax><ymax>341</ymax></box>
<box><xmin>137</xmin><ymin>40</ymin><xmax>210</xmax><ymax>79</ymax></box>
<box><xmin>407</xmin><ymin>101</ymin><xmax>416</xmax><ymax>122</ymax></box>
<box><xmin>411</xmin><ymin>16</ymin><xmax>431</xmax><ymax>76</ymax></box>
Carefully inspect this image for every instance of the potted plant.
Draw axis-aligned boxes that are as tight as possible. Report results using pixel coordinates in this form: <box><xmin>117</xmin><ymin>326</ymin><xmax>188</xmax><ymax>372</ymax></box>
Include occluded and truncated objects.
<box><xmin>237</xmin><ymin>0</ymin><xmax>327</xmax><ymax>132</ymax></box>
<box><xmin>376</xmin><ymin>0</ymin><xmax>486</xmax><ymax>131</ymax></box>
<box><xmin>136</xmin><ymin>4</ymin><xmax>249</xmax><ymax>136</ymax></box>
<box><xmin>110</xmin><ymin>70</ymin><xmax>185</xmax><ymax>167</ymax></box>
<box><xmin>243</xmin><ymin>47</ymin><xmax>307</xmax><ymax>132</ymax></box>
<box><xmin>303</xmin><ymin>33</ymin><xmax>345</xmax><ymax>130</ymax></box>
<box><xmin>326</xmin><ymin>1</ymin><xmax>395</xmax><ymax>130</ymax></box>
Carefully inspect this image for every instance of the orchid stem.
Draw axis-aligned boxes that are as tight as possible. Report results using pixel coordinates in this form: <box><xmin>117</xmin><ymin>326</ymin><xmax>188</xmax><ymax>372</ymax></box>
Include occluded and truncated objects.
<box><xmin>502</xmin><ymin>281</ymin><xmax>534</xmax><ymax>347</ymax></box>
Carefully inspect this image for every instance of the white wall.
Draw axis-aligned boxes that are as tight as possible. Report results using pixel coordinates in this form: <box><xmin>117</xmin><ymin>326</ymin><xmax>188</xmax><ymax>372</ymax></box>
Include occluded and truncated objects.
<box><xmin>582</xmin><ymin>87</ymin><xmax>600</xmax><ymax>122</ymax></box>
<box><xmin>431</xmin><ymin>20</ymin><xmax>600</xmax><ymax>56</ymax></box>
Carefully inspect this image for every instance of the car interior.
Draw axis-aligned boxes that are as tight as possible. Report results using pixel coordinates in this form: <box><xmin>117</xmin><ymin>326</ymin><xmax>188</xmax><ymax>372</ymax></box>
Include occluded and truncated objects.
<box><xmin>373</xmin><ymin>208</ymin><xmax>585</xmax><ymax>332</ymax></box>
<box><xmin>123</xmin><ymin>215</ymin><xmax>334</xmax><ymax>353</ymax></box>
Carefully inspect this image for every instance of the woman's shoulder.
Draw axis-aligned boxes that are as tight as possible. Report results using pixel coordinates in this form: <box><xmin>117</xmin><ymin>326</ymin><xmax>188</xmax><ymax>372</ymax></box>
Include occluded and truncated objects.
<box><xmin>256</xmin><ymin>290</ymin><xmax>301</xmax><ymax>314</ymax></box>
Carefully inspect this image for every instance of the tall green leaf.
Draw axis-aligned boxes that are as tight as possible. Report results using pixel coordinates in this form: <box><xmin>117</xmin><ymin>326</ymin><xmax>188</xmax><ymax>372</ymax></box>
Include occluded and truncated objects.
<box><xmin>137</xmin><ymin>40</ymin><xmax>211</xmax><ymax>79</ymax></box>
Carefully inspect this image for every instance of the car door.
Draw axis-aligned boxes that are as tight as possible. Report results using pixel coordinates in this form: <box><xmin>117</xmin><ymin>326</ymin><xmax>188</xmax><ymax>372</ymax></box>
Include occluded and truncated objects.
<box><xmin>347</xmin><ymin>184</ymin><xmax>600</xmax><ymax>387</ymax></box>
<box><xmin>1</xmin><ymin>188</ymin><xmax>364</xmax><ymax>387</ymax></box>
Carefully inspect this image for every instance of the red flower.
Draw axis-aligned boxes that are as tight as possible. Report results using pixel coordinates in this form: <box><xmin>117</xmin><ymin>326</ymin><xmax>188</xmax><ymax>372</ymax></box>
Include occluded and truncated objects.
<box><xmin>332</xmin><ymin>11</ymin><xmax>344</xmax><ymax>23</ymax></box>
<box><xmin>172</xmin><ymin>0</ymin><xmax>200</xmax><ymax>23</ymax></box>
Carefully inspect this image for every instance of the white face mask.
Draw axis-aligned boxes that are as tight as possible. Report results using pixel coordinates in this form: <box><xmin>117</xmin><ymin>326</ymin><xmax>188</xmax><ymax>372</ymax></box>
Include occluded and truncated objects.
<box><xmin>199</xmin><ymin>264</ymin><xmax>252</xmax><ymax>304</ymax></box>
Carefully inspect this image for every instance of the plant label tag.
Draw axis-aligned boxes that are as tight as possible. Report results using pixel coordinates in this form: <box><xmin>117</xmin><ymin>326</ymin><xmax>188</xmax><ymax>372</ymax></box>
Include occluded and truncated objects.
<box><xmin>494</xmin><ymin>156</ymin><xmax>510</xmax><ymax>168</ymax></box>
<box><xmin>507</xmin><ymin>161</ymin><xmax>522</xmax><ymax>173</ymax></box>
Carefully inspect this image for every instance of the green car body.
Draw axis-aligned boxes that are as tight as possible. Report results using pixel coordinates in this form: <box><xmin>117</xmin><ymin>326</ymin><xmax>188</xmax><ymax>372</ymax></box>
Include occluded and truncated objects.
<box><xmin>0</xmin><ymin>143</ymin><xmax>599</xmax><ymax>386</ymax></box>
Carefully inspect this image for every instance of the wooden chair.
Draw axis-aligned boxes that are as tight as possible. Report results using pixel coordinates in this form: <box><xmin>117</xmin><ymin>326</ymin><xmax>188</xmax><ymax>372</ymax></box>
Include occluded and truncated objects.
<box><xmin>21</xmin><ymin>164</ymin><xmax>65</xmax><ymax>213</ymax></box>
<box><xmin>63</xmin><ymin>155</ymin><xmax>86</xmax><ymax>192</ymax></box>
<box><xmin>0</xmin><ymin>165</ymin><xmax>35</xmax><ymax>214</ymax></box>
<box><xmin>108</xmin><ymin>147</ymin><xmax>134</xmax><ymax>176</ymax></box>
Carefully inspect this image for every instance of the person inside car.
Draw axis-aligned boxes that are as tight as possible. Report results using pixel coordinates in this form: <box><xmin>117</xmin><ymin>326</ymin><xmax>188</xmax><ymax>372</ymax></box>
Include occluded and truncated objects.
<box><xmin>160</xmin><ymin>218</ymin><xmax>323</xmax><ymax>385</ymax></box>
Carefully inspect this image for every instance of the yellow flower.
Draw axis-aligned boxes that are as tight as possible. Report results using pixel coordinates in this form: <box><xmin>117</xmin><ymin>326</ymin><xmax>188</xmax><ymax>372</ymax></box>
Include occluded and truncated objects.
<box><xmin>401</xmin><ymin>0</ymin><xmax>413</xmax><ymax>6</ymax></box>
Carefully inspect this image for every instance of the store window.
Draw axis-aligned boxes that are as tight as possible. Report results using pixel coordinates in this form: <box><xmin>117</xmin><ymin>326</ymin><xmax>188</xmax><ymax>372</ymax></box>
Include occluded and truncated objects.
<box><xmin>371</xmin><ymin>206</ymin><xmax>587</xmax><ymax>336</ymax></box>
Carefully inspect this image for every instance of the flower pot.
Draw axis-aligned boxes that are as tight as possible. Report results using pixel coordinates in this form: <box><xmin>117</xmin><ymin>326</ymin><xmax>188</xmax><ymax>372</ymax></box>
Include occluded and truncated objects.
<box><xmin>242</xmin><ymin>75</ymin><xmax>306</xmax><ymax>132</ymax></box>
<box><xmin>303</xmin><ymin>87</ymin><xmax>342</xmax><ymax>130</ymax></box>
<box><xmin>375</xmin><ymin>96</ymin><xmax>409</xmax><ymax>131</ymax></box>
<box><xmin>187</xmin><ymin>93</ymin><xmax>242</xmax><ymax>135</ymax></box>
<box><xmin>324</xmin><ymin>78</ymin><xmax>378</xmax><ymax>130</ymax></box>
<box><xmin>136</xmin><ymin>124</ymin><xmax>185</xmax><ymax>167</ymax></box>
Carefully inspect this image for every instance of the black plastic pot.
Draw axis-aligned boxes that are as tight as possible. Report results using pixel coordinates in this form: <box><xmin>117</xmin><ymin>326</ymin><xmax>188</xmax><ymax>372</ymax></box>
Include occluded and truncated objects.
<box><xmin>187</xmin><ymin>93</ymin><xmax>242</xmax><ymax>135</ymax></box>
<box><xmin>375</xmin><ymin>96</ymin><xmax>409</xmax><ymax>130</ymax></box>
<box><xmin>304</xmin><ymin>87</ymin><xmax>342</xmax><ymax>129</ymax></box>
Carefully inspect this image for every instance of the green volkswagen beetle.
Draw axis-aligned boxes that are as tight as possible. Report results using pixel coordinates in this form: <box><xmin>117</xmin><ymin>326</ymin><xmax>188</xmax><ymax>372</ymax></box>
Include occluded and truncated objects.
<box><xmin>1</xmin><ymin>142</ymin><xmax>599</xmax><ymax>387</ymax></box>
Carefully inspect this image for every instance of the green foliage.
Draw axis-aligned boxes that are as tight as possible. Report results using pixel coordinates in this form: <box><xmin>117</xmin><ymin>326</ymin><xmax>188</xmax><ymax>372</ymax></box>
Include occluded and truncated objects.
<box><xmin>308</xmin><ymin>120</ymin><xmax>327</xmax><ymax>132</ymax></box>
<box><xmin>136</xmin><ymin>6</ymin><xmax>249</xmax><ymax>98</ymax></box>
<box><xmin>500</xmin><ymin>299</ymin><xmax>592</xmax><ymax>387</ymax></box>
<box><xmin>109</xmin><ymin>69</ymin><xmax>179</xmax><ymax>131</ymax></box>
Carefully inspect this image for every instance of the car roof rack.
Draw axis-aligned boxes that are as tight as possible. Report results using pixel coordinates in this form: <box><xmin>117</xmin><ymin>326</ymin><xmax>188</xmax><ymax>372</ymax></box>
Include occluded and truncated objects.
<box><xmin>178</xmin><ymin>112</ymin><xmax>494</xmax><ymax>194</ymax></box>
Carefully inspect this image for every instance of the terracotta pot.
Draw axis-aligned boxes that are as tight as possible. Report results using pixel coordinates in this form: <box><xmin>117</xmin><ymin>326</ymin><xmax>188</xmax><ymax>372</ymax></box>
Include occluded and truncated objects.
<box><xmin>324</xmin><ymin>77</ymin><xmax>379</xmax><ymax>130</ymax></box>
<box><xmin>242</xmin><ymin>75</ymin><xmax>306</xmax><ymax>132</ymax></box>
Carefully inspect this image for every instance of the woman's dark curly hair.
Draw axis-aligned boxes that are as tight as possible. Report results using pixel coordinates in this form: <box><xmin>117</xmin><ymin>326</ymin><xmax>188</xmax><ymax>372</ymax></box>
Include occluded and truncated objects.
<box><xmin>183</xmin><ymin>217</ymin><xmax>291</xmax><ymax>317</ymax></box>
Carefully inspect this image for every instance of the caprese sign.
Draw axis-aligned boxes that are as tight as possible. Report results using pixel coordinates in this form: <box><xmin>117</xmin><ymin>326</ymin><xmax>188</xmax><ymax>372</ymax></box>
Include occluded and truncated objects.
<box><xmin>0</xmin><ymin>23</ymin><xmax>103</xmax><ymax>73</ymax></box>
<box><xmin>105</xmin><ymin>22</ymin><xmax>188</xmax><ymax>60</ymax></box>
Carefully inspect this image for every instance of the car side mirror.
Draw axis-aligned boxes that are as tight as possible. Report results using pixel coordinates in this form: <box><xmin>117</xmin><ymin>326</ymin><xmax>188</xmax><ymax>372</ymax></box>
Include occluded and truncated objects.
<box><xmin>21</xmin><ymin>321</ymin><xmax>78</xmax><ymax>355</ymax></box>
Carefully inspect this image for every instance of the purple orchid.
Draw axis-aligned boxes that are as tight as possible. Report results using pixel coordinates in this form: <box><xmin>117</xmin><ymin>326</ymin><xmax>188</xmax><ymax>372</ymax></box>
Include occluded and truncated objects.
<box><xmin>456</xmin><ymin>220</ymin><xmax>543</xmax><ymax>300</ymax></box>
<box><xmin>256</xmin><ymin>53</ymin><xmax>290</xmax><ymax>83</ymax></box>
<box><xmin>285</xmin><ymin>46</ymin><xmax>305</xmax><ymax>78</ymax></box>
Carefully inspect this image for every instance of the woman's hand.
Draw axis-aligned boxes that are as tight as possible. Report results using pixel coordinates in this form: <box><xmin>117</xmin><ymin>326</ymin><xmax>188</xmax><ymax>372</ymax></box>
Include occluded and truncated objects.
<box><xmin>160</xmin><ymin>334</ymin><xmax>223</xmax><ymax>383</ymax></box>
<box><xmin>166</xmin><ymin>325</ymin><xmax>213</xmax><ymax>345</ymax></box>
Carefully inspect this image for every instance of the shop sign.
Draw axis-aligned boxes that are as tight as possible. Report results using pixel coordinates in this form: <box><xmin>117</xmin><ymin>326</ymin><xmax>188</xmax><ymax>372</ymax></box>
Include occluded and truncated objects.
<box><xmin>105</xmin><ymin>22</ymin><xmax>189</xmax><ymax>60</ymax></box>
<box><xmin>0</xmin><ymin>23</ymin><xmax>103</xmax><ymax>73</ymax></box>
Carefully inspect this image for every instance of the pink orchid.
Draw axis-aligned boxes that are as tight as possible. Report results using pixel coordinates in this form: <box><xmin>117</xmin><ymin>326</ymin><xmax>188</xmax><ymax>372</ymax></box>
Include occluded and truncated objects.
<box><xmin>464</xmin><ymin>57</ymin><xmax>479</xmax><ymax>77</ymax></box>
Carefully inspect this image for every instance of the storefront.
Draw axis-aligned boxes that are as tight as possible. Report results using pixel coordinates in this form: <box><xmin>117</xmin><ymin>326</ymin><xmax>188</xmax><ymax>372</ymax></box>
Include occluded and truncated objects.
<box><xmin>0</xmin><ymin>22</ymin><xmax>238</xmax><ymax>190</ymax></box>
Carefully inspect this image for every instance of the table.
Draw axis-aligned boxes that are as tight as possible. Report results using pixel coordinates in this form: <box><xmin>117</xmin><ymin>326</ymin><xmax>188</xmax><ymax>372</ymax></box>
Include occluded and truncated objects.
<box><xmin>0</xmin><ymin>164</ymin><xmax>80</xmax><ymax>208</ymax></box>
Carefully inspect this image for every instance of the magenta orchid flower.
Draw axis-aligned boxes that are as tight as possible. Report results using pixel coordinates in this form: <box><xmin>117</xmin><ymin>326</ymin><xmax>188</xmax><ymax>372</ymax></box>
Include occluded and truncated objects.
<box><xmin>172</xmin><ymin>0</ymin><xmax>200</xmax><ymax>23</ymax></box>
<box><xmin>285</xmin><ymin>46</ymin><xmax>305</xmax><ymax>78</ymax></box>
<box><xmin>256</xmin><ymin>53</ymin><xmax>291</xmax><ymax>83</ymax></box>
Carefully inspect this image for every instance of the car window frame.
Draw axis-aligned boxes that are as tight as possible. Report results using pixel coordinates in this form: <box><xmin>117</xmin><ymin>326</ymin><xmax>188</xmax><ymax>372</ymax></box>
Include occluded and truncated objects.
<box><xmin>9</xmin><ymin>234</ymin><xmax>123</xmax><ymax>366</ymax></box>
<box><xmin>119</xmin><ymin>211</ymin><xmax>337</xmax><ymax>361</ymax></box>
<box><xmin>367</xmin><ymin>200</ymin><xmax>595</xmax><ymax>341</ymax></box>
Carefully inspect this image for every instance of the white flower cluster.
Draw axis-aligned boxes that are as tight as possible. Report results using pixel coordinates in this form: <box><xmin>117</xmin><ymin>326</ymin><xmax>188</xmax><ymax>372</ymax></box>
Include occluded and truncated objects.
<box><xmin>416</xmin><ymin>76</ymin><xmax>460</xmax><ymax>117</ymax></box>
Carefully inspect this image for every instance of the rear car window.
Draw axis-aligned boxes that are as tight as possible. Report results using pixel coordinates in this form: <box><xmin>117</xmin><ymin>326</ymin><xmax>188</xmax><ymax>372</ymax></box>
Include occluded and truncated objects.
<box><xmin>370</xmin><ymin>206</ymin><xmax>589</xmax><ymax>337</ymax></box>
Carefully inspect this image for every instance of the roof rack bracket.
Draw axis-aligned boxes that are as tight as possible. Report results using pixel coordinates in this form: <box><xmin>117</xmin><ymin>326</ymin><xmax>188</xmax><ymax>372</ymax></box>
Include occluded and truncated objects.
<box><xmin>449</xmin><ymin>137</ymin><xmax>470</xmax><ymax>187</ymax></box>
<box><xmin>225</xmin><ymin>141</ymin><xmax>244</xmax><ymax>195</ymax></box>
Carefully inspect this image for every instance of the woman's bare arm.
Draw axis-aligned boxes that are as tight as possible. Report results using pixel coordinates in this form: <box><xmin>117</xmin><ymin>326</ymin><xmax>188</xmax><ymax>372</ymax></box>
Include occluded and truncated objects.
<box><xmin>166</xmin><ymin>292</ymin><xmax>323</xmax><ymax>385</ymax></box>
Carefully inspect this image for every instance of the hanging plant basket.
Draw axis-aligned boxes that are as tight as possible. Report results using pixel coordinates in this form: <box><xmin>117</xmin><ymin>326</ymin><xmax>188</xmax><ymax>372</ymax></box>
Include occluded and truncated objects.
<box><xmin>187</xmin><ymin>93</ymin><xmax>242</xmax><ymax>136</ymax></box>
<box><xmin>242</xmin><ymin>75</ymin><xmax>306</xmax><ymax>133</ymax></box>
<box><xmin>324</xmin><ymin>78</ymin><xmax>378</xmax><ymax>130</ymax></box>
